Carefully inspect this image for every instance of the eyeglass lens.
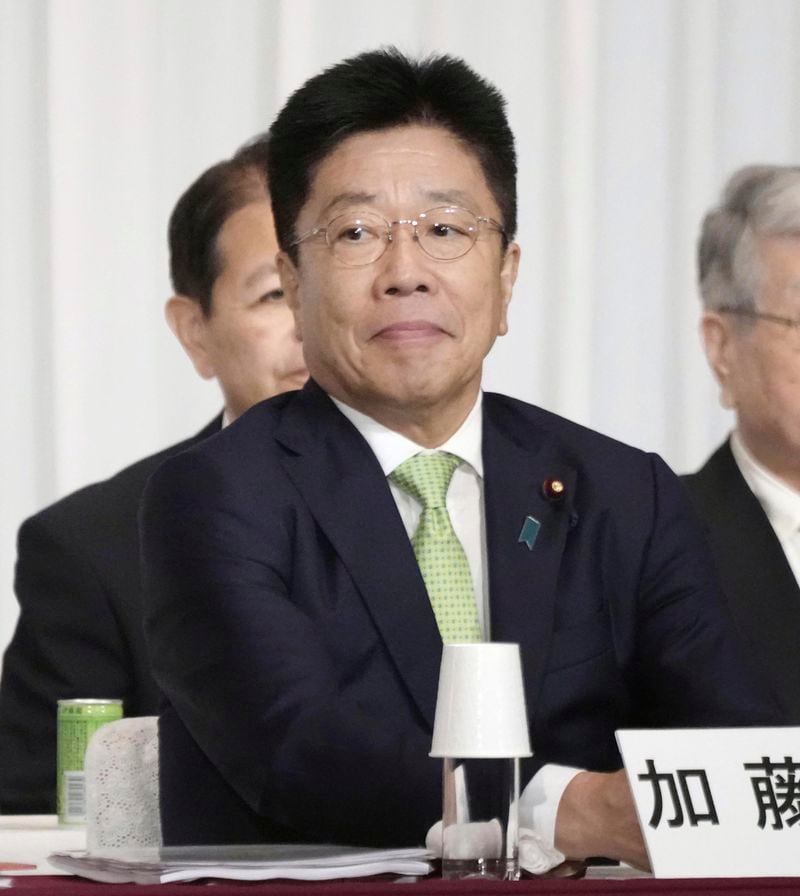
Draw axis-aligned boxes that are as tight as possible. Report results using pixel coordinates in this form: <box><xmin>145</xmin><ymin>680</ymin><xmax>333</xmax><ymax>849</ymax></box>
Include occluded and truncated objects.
<box><xmin>326</xmin><ymin>207</ymin><xmax>481</xmax><ymax>265</ymax></box>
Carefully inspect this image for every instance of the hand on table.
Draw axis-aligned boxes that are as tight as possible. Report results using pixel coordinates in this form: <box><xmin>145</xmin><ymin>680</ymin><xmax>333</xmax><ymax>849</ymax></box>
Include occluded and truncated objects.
<box><xmin>554</xmin><ymin>768</ymin><xmax>650</xmax><ymax>871</ymax></box>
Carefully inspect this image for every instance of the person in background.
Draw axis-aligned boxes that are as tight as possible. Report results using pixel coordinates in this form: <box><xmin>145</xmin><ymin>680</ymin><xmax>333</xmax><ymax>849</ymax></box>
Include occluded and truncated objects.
<box><xmin>141</xmin><ymin>48</ymin><xmax>776</xmax><ymax>864</ymax></box>
<box><xmin>0</xmin><ymin>137</ymin><xmax>307</xmax><ymax>813</ymax></box>
<box><xmin>684</xmin><ymin>165</ymin><xmax>800</xmax><ymax>722</ymax></box>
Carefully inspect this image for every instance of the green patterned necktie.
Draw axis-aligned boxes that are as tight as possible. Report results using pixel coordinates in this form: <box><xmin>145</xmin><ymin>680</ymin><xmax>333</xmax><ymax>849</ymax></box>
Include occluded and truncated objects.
<box><xmin>390</xmin><ymin>452</ymin><xmax>482</xmax><ymax>643</ymax></box>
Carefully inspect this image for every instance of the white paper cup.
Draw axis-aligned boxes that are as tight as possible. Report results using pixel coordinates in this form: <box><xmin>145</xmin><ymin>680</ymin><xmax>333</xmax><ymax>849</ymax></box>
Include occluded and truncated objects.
<box><xmin>430</xmin><ymin>643</ymin><xmax>532</xmax><ymax>759</ymax></box>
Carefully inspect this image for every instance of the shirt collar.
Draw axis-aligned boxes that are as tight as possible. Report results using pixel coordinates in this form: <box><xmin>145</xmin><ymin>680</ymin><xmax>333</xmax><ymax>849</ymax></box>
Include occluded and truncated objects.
<box><xmin>331</xmin><ymin>392</ymin><xmax>484</xmax><ymax>479</ymax></box>
<box><xmin>730</xmin><ymin>430</ymin><xmax>800</xmax><ymax>538</ymax></box>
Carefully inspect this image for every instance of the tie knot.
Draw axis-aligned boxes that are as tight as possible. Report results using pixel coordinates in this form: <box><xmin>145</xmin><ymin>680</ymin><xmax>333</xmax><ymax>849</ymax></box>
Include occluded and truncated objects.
<box><xmin>390</xmin><ymin>452</ymin><xmax>462</xmax><ymax>510</ymax></box>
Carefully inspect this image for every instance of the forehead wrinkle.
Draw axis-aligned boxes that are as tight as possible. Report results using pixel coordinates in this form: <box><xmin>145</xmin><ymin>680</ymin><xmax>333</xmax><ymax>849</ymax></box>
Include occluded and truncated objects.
<box><xmin>318</xmin><ymin>188</ymin><xmax>488</xmax><ymax>224</ymax></box>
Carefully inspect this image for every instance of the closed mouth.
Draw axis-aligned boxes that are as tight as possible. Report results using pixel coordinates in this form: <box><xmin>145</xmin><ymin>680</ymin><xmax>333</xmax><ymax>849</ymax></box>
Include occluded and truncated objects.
<box><xmin>373</xmin><ymin>320</ymin><xmax>447</xmax><ymax>340</ymax></box>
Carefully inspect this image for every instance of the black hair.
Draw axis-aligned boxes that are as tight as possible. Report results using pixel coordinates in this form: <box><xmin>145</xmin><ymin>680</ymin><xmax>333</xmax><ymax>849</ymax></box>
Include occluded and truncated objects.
<box><xmin>168</xmin><ymin>135</ymin><xmax>270</xmax><ymax>316</ymax></box>
<box><xmin>266</xmin><ymin>47</ymin><xmax>517</xmax><ymax>262</ymax></box>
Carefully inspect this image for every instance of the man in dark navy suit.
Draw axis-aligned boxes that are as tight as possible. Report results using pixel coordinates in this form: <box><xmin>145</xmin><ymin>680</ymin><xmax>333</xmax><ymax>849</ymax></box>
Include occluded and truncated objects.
<box><xmin>0</xmin><ymin>139</ymin><xmax>306</xmax><ymax>813</ymax></box>
<box><xmin>142</xmin><ymin>50</ymin><xmax>776</xmax><ymax>865</ymax></box>
<box><xmin>684</xmin><ymin>165</ymin><xmax>800</xmax><ymax>723</ymax></box>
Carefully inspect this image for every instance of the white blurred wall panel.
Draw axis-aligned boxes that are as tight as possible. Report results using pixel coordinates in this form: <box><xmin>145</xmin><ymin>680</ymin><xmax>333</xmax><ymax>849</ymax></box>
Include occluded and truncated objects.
<box><xmin>4</xmin><ymin>0</ymin><xmax>800</xmax><ymax>654</ymax></box>
<box><xmin>0</xmin><ymin>0</ymin><xmax>53</xmax><ymax>651</ymax></box>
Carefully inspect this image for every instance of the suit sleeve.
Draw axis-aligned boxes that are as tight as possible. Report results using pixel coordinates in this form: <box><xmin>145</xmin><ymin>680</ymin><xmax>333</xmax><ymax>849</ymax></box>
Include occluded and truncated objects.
<box><xmin>140</xmin><ymin>449</ymin><xmax>441</xmax><ymax>847</ymax></box>
<box><xmin>0</xmin><ymin>516</ymin><xmax>131</xmax><ymax>813</ymax></box>
<box><xmin>517</xmin><ymin>451</ymin><xmax>780</xmax><ymax>790</ymax></box>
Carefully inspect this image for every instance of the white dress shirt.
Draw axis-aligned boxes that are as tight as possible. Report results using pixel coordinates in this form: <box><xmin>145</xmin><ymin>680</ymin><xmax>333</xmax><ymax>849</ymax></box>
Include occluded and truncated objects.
<box><xmin>332</xmin><ymin>393</ymin><xmax>489</xmax><ymax>633</ymax></box>
<box><xmin>730</xmin><ymin>431</ymin><xmax>800</xmax><ymax>586</ymax></box>
<box><xmin>332</xmin><ymin>392</ymin><xmax>577</xmax><ymax>846</ymax></box>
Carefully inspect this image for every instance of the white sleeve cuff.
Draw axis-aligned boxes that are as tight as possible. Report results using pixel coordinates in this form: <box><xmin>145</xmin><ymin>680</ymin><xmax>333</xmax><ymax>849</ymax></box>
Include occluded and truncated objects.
<box><xmin>519</xmin><ymin>763</ymin><xmax>583</xmax><ymax>848</ymax></box>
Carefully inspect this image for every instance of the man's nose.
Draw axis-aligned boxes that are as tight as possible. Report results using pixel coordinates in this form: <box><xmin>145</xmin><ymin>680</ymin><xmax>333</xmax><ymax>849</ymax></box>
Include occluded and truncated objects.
<box><xmin>375</xmin><ymin>224</ymin><xmax>433</xmax><ymax>298</ymax></box>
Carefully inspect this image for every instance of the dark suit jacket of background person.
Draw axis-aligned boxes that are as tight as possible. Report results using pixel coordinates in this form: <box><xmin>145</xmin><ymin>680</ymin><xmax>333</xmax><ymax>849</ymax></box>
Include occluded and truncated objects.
<box><xmin>141</xmin><ymin>381</ymin><xmax>778</xmax><ymax>848</ymax></box>
<box><xmin>683</xmin><ymin>439</ymin><xmax>800</xmax><ymax>723</ymax></box>
<box><xmin>0</xmin><ymin>417</ymin><xmax>220</xmax><ymax>813</ymax></box>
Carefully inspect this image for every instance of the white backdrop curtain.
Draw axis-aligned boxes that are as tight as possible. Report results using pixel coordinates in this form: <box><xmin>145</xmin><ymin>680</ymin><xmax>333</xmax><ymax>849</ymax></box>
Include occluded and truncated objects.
<box><xmin>3</xmin><ymin>0</ymin><xmax>800</xmax><ymax>654</ymax></box>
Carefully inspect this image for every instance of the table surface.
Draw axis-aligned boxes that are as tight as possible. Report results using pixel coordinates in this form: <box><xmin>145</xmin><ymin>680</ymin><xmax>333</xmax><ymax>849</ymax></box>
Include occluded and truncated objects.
<box><xmin>2</xmin><ymin>817</ymin><xmax>800</xmax><ymax>895</ymax></box>
<box><xmin>1</xmin><ymin>815</ymin><xmax>85</xmax><ymax>875</ymax></box>
<box><xmin>6</xmin><ymin>873</ymin><xmax>800</xmax><ymax>895</ymax></box>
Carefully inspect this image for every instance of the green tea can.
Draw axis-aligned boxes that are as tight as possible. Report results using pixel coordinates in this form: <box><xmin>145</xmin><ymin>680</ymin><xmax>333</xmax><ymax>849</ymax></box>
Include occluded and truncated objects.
<box><xmin>57</xmin><ymin>698</ymin><xmax>123</xmax><ymax>826</ymax></box>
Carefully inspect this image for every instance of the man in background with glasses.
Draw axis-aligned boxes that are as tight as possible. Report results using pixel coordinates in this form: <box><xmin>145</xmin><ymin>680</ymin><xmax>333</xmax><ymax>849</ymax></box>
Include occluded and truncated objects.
<box><xmin>141</xmin><ymin>49</ymin><xmax>776</xmax><ymax>863</ymax></box>
<box><xmin>684</xmin><ymin>165</ymin><xmax>800</xmax><ymax>723</ymax></box>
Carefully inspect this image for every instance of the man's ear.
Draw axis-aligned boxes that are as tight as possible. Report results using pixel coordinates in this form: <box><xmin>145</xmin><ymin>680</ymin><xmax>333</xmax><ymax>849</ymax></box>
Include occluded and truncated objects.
<box><xmin>165</xmin><ymin>295</ymin><xmax>216</xmax><ymax>379</ymax></box>
<box><xmin>497</xmin><ymin>242</ymin><xmax>521</xmax><ymax>337</ymax></box>
<box><xmin>701</xmin><ymin>310</ymin><xmax>737</xmax><ymax>410</ymax></box>
<box><xmin>277</xmin><ymin>250</ymin><xmax>303</xmax><ymax>341</ymax></box>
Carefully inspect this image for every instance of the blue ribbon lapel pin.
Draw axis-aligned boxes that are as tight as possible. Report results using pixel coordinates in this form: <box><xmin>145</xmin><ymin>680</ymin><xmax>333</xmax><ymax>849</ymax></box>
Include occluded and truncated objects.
<box><xmin>518</xmin><ymin>516</ymin><xmax>541</xmax><ymax>551</ymax></box>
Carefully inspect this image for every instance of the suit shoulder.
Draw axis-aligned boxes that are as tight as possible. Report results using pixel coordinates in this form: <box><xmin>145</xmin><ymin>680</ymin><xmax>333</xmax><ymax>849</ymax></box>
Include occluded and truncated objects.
<box><xmin>484</xmin><ymin>392</ymin><xmax>655</xmax><ymax>468</ymax></box>
<box><xmin>21</xmin><ymin>419</ymin><xmax>220</xmax><ymax>539</ymax></box>
<box><xmin>159</xmin><ymin>393</ymin><xmax>293</xmax><ymax>469</ymax></box>
<box><xmin>145</xmin><ymin>396</ymin><xmax>297</xmax><ymax>510</ymax></box>
<box><xmin>681</xmin><ymin>440</ymin><xmax>734</xmax><ymax>502</ymax></box>
<box><xmin>681</xmin><ymin>440</ymin><xmax>763</xmax><ymax>532</ymax></box>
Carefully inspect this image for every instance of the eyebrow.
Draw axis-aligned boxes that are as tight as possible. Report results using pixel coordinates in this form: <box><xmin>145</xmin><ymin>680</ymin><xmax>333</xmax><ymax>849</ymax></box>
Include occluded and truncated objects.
<box><xmin>317</xmin><ymin>188</ymin><xmax>481</xmax><ymax>220</ymax></box>
<box><xmin>243</xmin><ymin>261</ymin><xmax>279</xmax><ymax>289</ymax></box>
<box><xmin>423</xmin><ymin>189</ymin><xmax>478</xmax><ymax>209</ymax></box>
<box><xmin>318</xmin><ymin>191</ymin><xmax>377</xmax><ymax>219</ymax></box>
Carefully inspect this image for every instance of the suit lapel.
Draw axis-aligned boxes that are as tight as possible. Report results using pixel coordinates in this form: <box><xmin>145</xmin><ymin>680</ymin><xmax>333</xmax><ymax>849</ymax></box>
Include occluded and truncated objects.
<box><xmin>272</xmin><ymin>386</ymin><xmax>580</xmax><ymax>730</ymax></box>
<box><xmin>482</xmin><ymin>397</ymin><xmax>577</xmax><ymax>717</ymax></box>
<box><xmin>698</xmin><ymin>442</ymin><xmax>800</xmax><ymax>716</ymax></box>
<box><xmin>274</xmin><ymin>382</ymin><xmax>443</xmax><ymax>729</ymax></box>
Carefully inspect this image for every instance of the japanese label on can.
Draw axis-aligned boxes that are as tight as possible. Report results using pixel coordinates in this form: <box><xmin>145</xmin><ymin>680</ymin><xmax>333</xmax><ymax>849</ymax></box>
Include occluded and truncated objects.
<box><xmin>57</xmin><ymin>699</ymin><xmax>123</xmax><ymax>826</ymax></box>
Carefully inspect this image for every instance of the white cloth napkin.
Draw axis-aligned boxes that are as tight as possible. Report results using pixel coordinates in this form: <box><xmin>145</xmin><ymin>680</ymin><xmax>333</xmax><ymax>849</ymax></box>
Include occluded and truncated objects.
<box><xmin>425</xmin><ymin>820</ymin><xmax>565</xmax><ymax>874</ymax></box>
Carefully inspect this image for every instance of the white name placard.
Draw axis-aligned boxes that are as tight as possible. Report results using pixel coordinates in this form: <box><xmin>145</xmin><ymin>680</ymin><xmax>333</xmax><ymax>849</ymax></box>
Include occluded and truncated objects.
<box><xmin>617</xmin><ymin>727</ymin><xmax>800</xmax><ymax>878</ymax></box>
